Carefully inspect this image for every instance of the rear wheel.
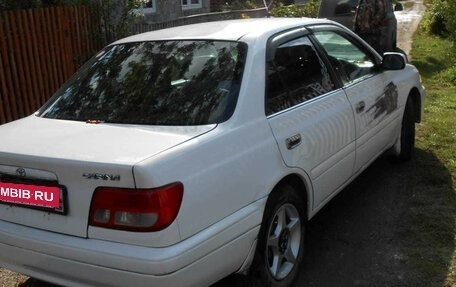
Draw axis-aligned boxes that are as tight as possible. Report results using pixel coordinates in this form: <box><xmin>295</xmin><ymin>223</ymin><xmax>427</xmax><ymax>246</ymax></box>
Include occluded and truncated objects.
<box><xmin>249</xmin><ymin>184</ymin><xmax>306</xmax><ymax>287</ymax></box>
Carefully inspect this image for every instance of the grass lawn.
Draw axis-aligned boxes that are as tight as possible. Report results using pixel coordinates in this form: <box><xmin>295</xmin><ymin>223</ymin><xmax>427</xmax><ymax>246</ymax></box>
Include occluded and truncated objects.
<box><xmin>406</xmin><ymin>24</ymin><xmax>456</xmax><ymax>286</ymax></box>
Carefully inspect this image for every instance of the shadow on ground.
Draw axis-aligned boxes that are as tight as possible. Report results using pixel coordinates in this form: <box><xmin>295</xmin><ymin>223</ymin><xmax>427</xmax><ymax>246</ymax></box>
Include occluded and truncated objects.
<box><xmin>214</xmin><ymin>149</ymin><xmax>455</xmax><ymax>287</ymax></box>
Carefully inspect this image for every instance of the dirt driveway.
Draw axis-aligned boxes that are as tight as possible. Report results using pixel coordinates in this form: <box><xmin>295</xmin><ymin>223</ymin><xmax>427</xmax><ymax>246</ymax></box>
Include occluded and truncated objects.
<box><xmin>0</xmin><ymin>2</ymin><xmax>427</xmax><ymax>287</ymax></box>
<box><xmin>395</xmin><ymin>0</ymin><xmax>426</xmax><ymax>59</ymax></box>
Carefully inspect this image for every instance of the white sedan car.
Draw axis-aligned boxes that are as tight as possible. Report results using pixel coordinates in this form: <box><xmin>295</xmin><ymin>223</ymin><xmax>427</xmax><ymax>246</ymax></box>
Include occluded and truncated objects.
<box><xmin>0</xmin><ymin>18</ymin><xmax>424</xmax><ymax>287</ymax></box>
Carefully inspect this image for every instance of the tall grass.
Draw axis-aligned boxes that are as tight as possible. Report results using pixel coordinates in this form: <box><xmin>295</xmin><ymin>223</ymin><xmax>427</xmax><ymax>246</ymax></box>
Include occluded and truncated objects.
<box><xmin>406</xmin><ymin>21</ymin><xmax>456</xmax><ymax>286</ymax></box>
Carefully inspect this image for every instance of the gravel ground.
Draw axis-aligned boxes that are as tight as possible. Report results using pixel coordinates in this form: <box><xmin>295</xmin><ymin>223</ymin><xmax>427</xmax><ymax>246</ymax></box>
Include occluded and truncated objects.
<box><xmin>0</xmin><ymin>269</ymin><xmax>27</xmax><ymax>287</ymax></box>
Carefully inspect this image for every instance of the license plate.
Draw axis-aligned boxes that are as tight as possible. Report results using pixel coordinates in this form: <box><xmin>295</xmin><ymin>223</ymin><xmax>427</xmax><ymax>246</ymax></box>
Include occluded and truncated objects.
<box><xmin>0</xmin><ymin>180</ymin><xmax>66</xmax><ymax>213</ymax></box>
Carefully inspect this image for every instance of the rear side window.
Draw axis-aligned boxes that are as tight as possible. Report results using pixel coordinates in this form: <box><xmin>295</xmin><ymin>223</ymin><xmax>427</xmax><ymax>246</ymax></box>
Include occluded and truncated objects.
<box><xmin>266</xmin><ymin>36</ymin><xmax>335</xmax><ymax>115</ymax></box>
<box><xmin>39</xmin><ymin>41</ymin><xmax>247</xmax><ymax>126</ymax></box>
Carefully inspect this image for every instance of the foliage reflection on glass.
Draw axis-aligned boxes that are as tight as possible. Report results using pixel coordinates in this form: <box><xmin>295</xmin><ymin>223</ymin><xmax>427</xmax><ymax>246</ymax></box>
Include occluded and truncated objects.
<box><xmin>39</xmin><ymin>41</ymin><xmax>247</xmax><ymax>125</ymax></box>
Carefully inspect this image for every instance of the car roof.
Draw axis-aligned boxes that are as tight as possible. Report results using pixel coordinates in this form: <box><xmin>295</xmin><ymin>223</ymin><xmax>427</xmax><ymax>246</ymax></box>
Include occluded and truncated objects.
<box><xmin>113</xmin><ymin>17</ymin><xmax>334</xmax><ymax>44</ymax></box>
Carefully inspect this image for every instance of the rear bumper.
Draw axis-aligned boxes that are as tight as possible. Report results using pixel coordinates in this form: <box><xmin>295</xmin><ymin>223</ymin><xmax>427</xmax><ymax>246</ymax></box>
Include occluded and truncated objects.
<box><xmin>0</xmin><ymin>229</ymin><xmax>259</xmax><ymax>287</ymax></box>
<box><xmin>0</xmin><ymin>198</ymin><xmax>266</xmax><ymax>287</ymax></box>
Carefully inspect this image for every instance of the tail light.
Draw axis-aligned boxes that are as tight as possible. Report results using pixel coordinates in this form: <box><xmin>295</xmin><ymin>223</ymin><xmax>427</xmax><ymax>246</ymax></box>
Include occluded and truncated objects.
<box><xmin>89</xmin><ymin>182</ymin><xmax>183</xmax><ymax>232</ymax></box>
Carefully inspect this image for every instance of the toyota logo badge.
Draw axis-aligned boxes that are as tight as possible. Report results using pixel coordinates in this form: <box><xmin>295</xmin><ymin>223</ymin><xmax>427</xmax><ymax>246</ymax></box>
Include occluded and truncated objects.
<box><xmin>16</xmin><ymin>168</ymin><xmax>26</xmax><ymax>177</ymax></box>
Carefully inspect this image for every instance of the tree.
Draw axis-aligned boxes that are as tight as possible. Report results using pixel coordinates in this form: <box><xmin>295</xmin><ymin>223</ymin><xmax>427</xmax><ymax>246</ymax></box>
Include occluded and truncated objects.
<box><xmin>90</xmin><ymin>0</ymin><xmax>144</xmax><ymax>43</ymax></box>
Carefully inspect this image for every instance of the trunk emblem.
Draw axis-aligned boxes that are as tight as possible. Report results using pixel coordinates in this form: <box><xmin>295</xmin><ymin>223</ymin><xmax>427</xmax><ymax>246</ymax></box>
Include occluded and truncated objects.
<box><xmin>16</xmin><ymin>168</ymin><xmax>26</xmax><ymax>177</ymax></box>
<box><xmin>82</xmin><ymin>173</ymin><xmax>121</xmax><ymax>181</ymax></box>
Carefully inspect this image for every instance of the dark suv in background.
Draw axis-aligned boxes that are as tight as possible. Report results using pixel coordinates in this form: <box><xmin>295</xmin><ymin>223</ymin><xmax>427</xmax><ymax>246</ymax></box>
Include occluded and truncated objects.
<box><xmin>318</xmin><ymin>0</ymin><xmax>401</xmax><ymax>52</ymax></box>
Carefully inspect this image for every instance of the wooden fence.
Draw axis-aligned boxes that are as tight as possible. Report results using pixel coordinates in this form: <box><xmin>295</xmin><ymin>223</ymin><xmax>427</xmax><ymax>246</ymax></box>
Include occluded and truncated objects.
<box><xmin>0</xmin><ymin>6</ymin><xmax>101</xmax><ymax>124</ymax></box>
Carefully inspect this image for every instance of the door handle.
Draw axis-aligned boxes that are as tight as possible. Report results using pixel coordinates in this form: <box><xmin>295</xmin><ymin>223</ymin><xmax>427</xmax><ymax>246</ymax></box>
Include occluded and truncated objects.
<box><xmin>355</xmin><ymin>101</ymin><xmax>366</xmax><ymax>113</ymax></box>
<box><xmin>286</xmin><ymin>134</ymin><xmax>302</xmax><ymax>150</ymax></box>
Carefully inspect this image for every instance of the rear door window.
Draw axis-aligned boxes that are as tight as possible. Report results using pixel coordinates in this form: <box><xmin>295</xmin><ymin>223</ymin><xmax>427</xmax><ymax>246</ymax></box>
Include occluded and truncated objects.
<box><xmin>266</xmin><ymin>36</ymin><xmax>335</xmax><ymax>115</ymax></box>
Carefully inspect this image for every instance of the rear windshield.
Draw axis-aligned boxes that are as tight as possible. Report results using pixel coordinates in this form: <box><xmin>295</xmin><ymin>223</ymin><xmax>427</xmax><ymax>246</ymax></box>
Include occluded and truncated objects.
<box><xmin>39</xmin><ymin>40</ymin><xmax>247</xmax><ymax>125</ymax></box>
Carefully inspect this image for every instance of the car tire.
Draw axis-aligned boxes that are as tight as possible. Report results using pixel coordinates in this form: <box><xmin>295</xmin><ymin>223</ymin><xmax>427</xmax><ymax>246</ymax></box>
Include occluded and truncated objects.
<box><xmin>392</xmin><ymin>96</ymin><xmax>415</xmax><ymax>162</ymax></box>
<box><xmin>249</xmin><ymin>184</ymin><xmax>306</xmax><ymax>287</ymax></box>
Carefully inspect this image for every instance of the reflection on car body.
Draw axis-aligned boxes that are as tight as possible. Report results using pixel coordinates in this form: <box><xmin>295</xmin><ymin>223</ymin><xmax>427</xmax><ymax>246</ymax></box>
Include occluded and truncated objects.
<box><xmin>365</xmin><ymin>81</ymin><xmax>399</xmax><ymax>128</ymax></box>
<box><xmin>367</xmin><ymin>81</ymin><xmax>399</xmax><ymax>119</ymax></box>
<box><xmin>0</xmin><ymin>18</ymin><xmax>425</xmax><ymax>287</ymax></box>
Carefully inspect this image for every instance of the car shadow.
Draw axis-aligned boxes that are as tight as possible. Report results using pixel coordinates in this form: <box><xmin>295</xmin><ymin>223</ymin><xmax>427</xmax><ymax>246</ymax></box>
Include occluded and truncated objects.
<box><xmin>296</xmin><ymin>149</ymin><xmax>454</xmax><ymax>287</ymax></box>
<box><xmin>214</xmin><ymin>148</ymin><xmax>455</xmax><ymax>287</ymax></box>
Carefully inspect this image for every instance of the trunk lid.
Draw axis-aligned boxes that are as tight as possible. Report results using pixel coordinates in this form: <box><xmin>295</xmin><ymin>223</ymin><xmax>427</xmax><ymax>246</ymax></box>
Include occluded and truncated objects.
<box><xmin>0</xmin><ymin>116</ymin><xmax>214</xmax><ymax>237</ymax></box>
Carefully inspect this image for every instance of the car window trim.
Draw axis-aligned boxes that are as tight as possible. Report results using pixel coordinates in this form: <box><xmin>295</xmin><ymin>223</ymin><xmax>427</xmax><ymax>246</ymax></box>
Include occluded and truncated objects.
<box><xmin>265</xmin><ymin>29</ymin><xmax>340</xmax><ymax>116</ymax></box>
<box><xmin>265</xmin><ymin>87</ymin><xmax>345</xmax><ymax>119</ymax></box>
<box><xmin>266</xmin><ymin>27</ymin><xmax>310</xmax><ymax>62</ymax></box>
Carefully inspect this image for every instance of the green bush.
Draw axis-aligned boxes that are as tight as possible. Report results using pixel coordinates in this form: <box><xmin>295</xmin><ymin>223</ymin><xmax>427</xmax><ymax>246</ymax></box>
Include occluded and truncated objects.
<box><xmin>421</xmin><ymin>0</ymin><xmax>456</xmax><ymax>40</ymax></box>
<box><xmin>422</xmin><ymin>0</ymin><xmax>449</xmax><ymax>36</ymax></box>
<box><xmin>222</xmin><ymin>0</ymin><xmax>258</xmax><ymax>11</ymax></box>
<box><xmin>91</xmin><ymin>0</ymin><xmax>144</xmax><ymax>42</ymax></box>
<box><xmin>269</xmin><ymin>0</ymin><xmax>320</xmax><ymax>18</ymax></box>
<box><xmin>445</xmin><ymin>0</ymin><xmax>456</xmax><ymax>40</ymax></box>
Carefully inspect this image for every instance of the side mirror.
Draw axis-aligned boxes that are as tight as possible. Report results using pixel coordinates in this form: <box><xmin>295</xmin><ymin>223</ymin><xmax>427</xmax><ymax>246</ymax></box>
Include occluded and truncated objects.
<box><xmin>382</xmin><ymin>52</ymin><xmax>406</xmax><ymax>70</ymax></box>
<box><xmin>394</xmin><ymin>3</ymin><xmax>403</xmax><ymax>11</ymax></box>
